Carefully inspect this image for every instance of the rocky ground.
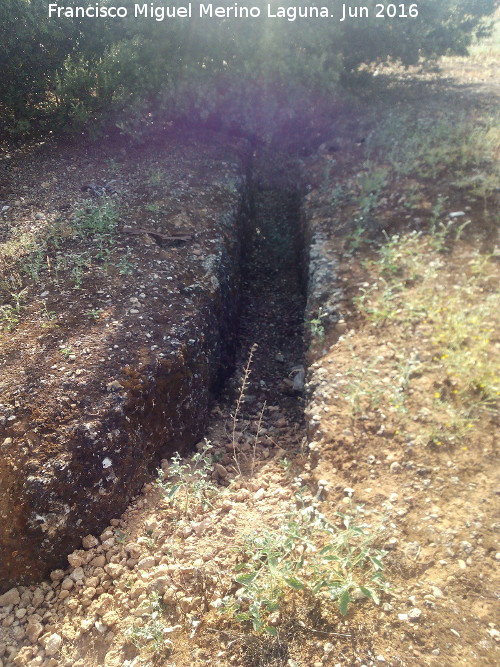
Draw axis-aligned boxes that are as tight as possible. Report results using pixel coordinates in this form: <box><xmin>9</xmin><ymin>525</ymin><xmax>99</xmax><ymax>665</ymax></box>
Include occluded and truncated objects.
<box><xmin>0</xmin><ymin>35</ymin><xmax>499</xmax><ymax>667</ymax></box>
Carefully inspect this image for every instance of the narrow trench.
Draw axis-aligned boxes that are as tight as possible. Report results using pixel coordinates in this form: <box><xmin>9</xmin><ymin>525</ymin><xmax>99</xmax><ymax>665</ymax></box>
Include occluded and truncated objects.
<box><xmin>205</xmin><ymin>153</ymin><xmax>307</xmax><ymax>466</ymax></box>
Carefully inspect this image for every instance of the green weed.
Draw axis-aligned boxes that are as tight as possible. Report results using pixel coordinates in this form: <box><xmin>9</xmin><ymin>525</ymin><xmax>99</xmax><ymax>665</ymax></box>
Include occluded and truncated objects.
<box><xmin>346</xmin><ymin>220</ymin><xmax>370</xmax><ymax>254</ymax></box>
<box><xmin>127</xmin><ymin>592</ymin><xmax>170</xmax><ymax>655</ymax></box>
<box><xmin>0</xmin><ymin>287</ymin><xmax>27</xmax><ymax>334</ymax></box>
<box><xmin>356</xmin><ymin>165</ymin><xmax>389</xmax><ymax>215</ymax></box>
<box><xmin>117</xmin><ymin>249</ymin><xmax>134</xmax><ymax>276</ymax></box>
<box><xmin>114</xmin><ymin>528</ymin><xmax>128</xmax><ymax>543</ymax></box>
<box><xmin>72</xmin><ymin>200</ymin><xmax>119</xmax><ymax>240</ymax></box>
<box><xmin>155</xmin><ymin>440</ymin><xmax>219</xmax><ymax>518</ymax></box>
<box><xmin>308</xmin><ymin>309</ymin><xmax>328</xmax><ymax>342</ymax></box>
<box><xmin>147</xmin><ymin>168</ymin><xmax>165</xmax><ymax>186</ymax></box>
<box><xmin>41</xmin><ymin>301</ymin><xmax>58</xmax><ymax>327</ymax></box>
<box><xmin>220</xmin><ymin>494</ymin><xmax>387</xmax><ymax>635</ymax></box>
<box><xmin>0</xmin><ymin>304</ymin><xmax>20</xmax><ymax>332</ymax></box>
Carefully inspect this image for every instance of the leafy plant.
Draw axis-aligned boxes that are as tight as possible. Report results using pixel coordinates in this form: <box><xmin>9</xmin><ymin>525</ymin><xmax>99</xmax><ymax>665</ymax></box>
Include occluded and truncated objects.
<box><xmin>114</xmin><ymin>528</ymin><xmax>128</xmax><ymax>543</ymax></box>
<box><xmin>356</xmin><ymin>165</ymin><xmax>389</xmax><ymax>215</ymax></box>
<box><xmin>69</xmin><ymin>252</ymin><xmax>92</xmax><ymax>289</ymax></box>
<box><xmin>0</xmin><ymin>303</ymin><xmax>20</xmax><ymax>333</ymax></box>
<box><xmin>0</xmin><ymin>287</ymin><xmax>27</xmax><ymax>333</ymax></box>
<box><xmin>72</xmin><ymin>200</ymin><xmax>119</xmax><ymax>241</ymax></box>
<box><xmin>21</xmin><ymin>246</ymin><xmax>45</xmax><ymax>283</ymax></box>
<box><xmin>221</xmin><ymin>494</ymin><xmax>387</xmax><ymax>634</ymax></box>
<box><xmin>117</xmin><ymin>249</ymin><xmax>134</xmax><ymax>276</ymax></box>
<box><xmin>41</xmin><ymin>301</ymin><xmax>58</xmax><ymax>327</ymax></box>
<box><xmin>127</xmin><ymin>592</ymin><xmax>171</xmax><ymax>655</ymax></box>
<box><xmin>278</xmin><ymin>457</ymin><xmax>292</xmax><ymax>474</ymax></box>
<box><xmin>155</xmin><ymin>440</ymin><xmax>219</xmax><ymax>518</ymax></box>
<box><xmin>308</xmin><ymin>309</ymin><xmax>328</xmax><ymax>342</ymax></box>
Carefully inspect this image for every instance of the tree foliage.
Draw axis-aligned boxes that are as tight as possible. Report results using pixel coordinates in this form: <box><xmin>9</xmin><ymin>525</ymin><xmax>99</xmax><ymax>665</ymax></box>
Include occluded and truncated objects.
<box><xmin>0</xmin><ymin>0</ymin><xmax>496</xmax><ymax>139</ymax></box>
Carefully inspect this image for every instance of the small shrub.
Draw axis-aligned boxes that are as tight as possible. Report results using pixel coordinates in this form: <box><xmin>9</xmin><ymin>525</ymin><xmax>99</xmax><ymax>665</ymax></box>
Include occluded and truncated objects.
<box><xmin>308</xmin><ymin>310</ymin><xmax>328</xmax><ymax>342</ymax></box>
<box><xmin>72</xmin><ymin>200</ymin><xmax>119</xmax><ymax>241</ymax></box>
<box><xmin>155</xmin><ymin>440</ymin><xmax>219</xmax><ymax>518</ymax></box>
<box><xmin>220</xmin><ymin>494</ymin><xmax>387</xmax><ymax>635</ymax></box>
<box><xmin>127</xmin><ymin>592</ymin><xmax>171</xmax><ymax>655</ymax></box>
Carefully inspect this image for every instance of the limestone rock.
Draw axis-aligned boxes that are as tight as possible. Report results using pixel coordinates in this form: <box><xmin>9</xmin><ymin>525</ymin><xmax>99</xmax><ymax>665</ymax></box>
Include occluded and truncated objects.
<box><xmin>94</xmin><ymin>593</ymin><xmax>114</xmax><ymax>616</ymax></box>
<box><xmin>0</xmin><ymin>588</ymin><xmax>20</xmax><ymax>607</ymax></box>
<box><xmin>82</xmin><ymin>535</ymin><xmax>99</xmax><ymax>550</ymax></box>
<box><xmin>26</xmin><ymin>621</ymin><xmax>43</xmax><ymax>642</ymax></box>
<box><xmin>41</xmin><ymin>633</ymin><xmax>62</xmax><ymax>656</ymax></box>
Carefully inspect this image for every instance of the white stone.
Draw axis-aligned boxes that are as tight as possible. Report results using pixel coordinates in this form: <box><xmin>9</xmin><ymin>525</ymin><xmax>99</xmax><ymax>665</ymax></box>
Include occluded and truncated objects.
<box><xmin>137</xmin><ymin>556</ymin><xmax>155</xmax><ymax>571</ymax></box>
<box><xmin>94</xmin><ymin>620</ymin><xmax>107</xmax><ymax>633</ymax></box>
<box><xmin>254</xmin><ymin>488</ymin><xmax>265</xmax><ymax>501</ymax></box>
<box><xmin>31</xmin><ymin>589</ymin><xmax>44</xmax><ymax>607</ymax></box>
<box><xmin>43</xmin><ymin>633</ymin><xmax>62</xmax><ymax>656</ymax></box>
<box><xmin>104</xmin><ymin>563</ymin><xmax>123</xmax><ymax>579</ymax></box>
<box><xmin>408</xmin><ymin>608</ymin><xmax>422</xmax><ymax>621</ymax></box>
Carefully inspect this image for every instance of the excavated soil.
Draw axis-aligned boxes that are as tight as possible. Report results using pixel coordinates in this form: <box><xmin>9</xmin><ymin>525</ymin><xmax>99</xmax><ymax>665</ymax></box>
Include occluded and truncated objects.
<box><xmin>0</xmin><ymin>132</ymin><xmax>249</xmax><ymax>588</ymax></box>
